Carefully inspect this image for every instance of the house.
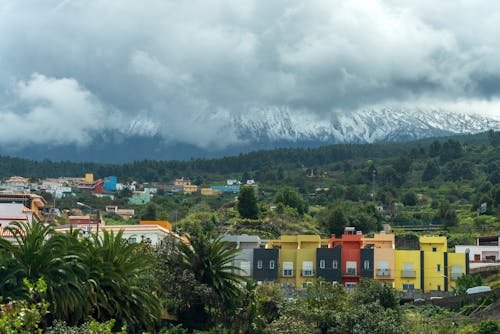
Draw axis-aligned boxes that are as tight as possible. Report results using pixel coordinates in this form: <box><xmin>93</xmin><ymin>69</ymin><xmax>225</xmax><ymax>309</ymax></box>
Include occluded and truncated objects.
<box><xmin>455</xmin><ymin>235</ymin><xmax>499</xmax><ymax>263</ymax></box>
<box><xmin>55</xmin><ymin>220</ymin><xmax>179</xmax><ymax>246</ymax></box>
<box><xmin>4</xmin><ymin>176</ymin><xmax>29</xmax><ymax>191</ymax></box>
<box><xmin>174</xmin><ymin>177</ymin><xmax>191</xmax><ymax>187</ymax></box>
<box><xmin>104</xmin><ymin>176</ymin><xmax>118</xmax><ymax>191</ymax></box>
<box><xmin>0</xmin><ymin>203</ymin><xmax>36</xmax><ymax>225</ymax></box>
<box><xmin>210</xmin><ymin>185</ymin><xmax>240</xmax><ymax>193</ymax></box>
<box><xmin>0</xmin><ymin>193</ymin><xmax>47</xmax><ymax>221</ymax></box>
<box><xmin>129</xmin><ymin>191</ymin><xmax>152</xmax><ymax>205</ymax></box>
<box><xmin>328</xmin><ymin>228</ymin><xmax>364</xmax><ymax>289</ymax></box>
<box><xmin>201</xmin><ymin>188</ymin><xmax>221</xmax><ymax>196</ymax></box>
<box><xmin>183</xmin><ymin>184</ymin><xmax>198</xmax><ymax>194</ymax></box>
<box><xmin>105</xmin><ymin>206</ymin><xmax>135</xmax><ymax>220</ymax></box>
<box><xmin>221</xmin><ymin>234</ymin><xmax>262</xmax><ymax>277</ymax></box>
<box><xmin>266</xmin><ymin>235</ymin><xmax>327</xmax><ymax>289</ymax></box>
<box><xmin>394</xmin><ymin>236</ymin><xmax>468</xmax><ymax>293</ymax></box>
<box><xmin>77</xmin><ymin>179</ymin><xmax>104</xmax><ymax>194</ymax></box>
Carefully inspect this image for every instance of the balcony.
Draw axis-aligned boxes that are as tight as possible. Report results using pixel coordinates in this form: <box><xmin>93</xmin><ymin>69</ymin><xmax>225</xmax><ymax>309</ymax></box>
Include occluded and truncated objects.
<box><xmin>376</xmin><ymin>269</ymin><xmax>391</xmax><ymax>277</ymax></box>
<box><xmin>344</xmin><ymin>268</ymin><xmax>358</xmax><ymax>276</ymax></box>
<box><xmin>401</xmin><ymin>270</ymin><xmax>416</xmax><ymax>278</ymax></box>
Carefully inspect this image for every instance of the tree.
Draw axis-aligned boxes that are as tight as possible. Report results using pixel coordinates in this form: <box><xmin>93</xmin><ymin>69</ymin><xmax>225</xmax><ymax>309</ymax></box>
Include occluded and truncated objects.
<box><xmin>429</xmin><ymin>140</ymin><xmax>442</xmax><ymax>157</ymax></box>
<box><xmin>453</xmin><ymin>274</ymin><xmax>483</xmax><ymax>295</ymax></box>
<box><xmin>82</xmin><ymin>230</ymin><xmax>161</xmax><ymax>332</ymax></box>
<box><xmin>0</xmin><ymin>222</ymin><xmax>90</xmax><ymax>324</ymax></box>
<box><xmin>275</xmin><ymin>187</ymin><xmax>307</xmax><ymax>215</ymax></box>
<box><xmin>422</xmin><ymin>160</ymin><xmax>440</xmax><ymax>181</ymax></box>
<box><xmin>141</xmin><ymin>203</ymin><xmax>158</xmax><ymax>220</ymax></box>
<box><xmin>435</xmin><ymin>201</ymin><xmax>458</xmax><ymax>227</ymax></box>
<box><xmin>237</xmin><ymin>187</ymin><xmax>259</xmax><ymax>219</ymax></box>
<box><xmin>157</xmin><ymin>233</ymin><xmax>245</xmax><ymax>330</ymax></box>
<box><xmin>402</xmin><ymin>191</ymin><xmax>418</xmax><ymax>206</ymax></box>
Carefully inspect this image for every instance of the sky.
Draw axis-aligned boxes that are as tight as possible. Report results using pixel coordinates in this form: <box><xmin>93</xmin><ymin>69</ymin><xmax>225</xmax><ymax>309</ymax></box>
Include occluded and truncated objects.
<box><xmin>1</xmin><ymin>0</ymin><xmax>500</xmax><ymax>150</ymax></box>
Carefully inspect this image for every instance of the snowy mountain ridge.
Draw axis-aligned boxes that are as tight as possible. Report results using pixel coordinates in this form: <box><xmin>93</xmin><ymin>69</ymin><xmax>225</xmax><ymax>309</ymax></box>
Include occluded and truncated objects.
<box><xmin>234</xmin><ymin>108</ymin><xmax>500</xmax><ymax>144</ymax></box>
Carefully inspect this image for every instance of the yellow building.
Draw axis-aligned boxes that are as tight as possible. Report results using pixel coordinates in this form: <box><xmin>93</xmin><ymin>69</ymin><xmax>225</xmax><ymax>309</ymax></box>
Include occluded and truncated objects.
<box><xmin>394</xmin><ymin>250</ymin><xmax>422</xmax><ymax>292</ymax></box>
<box><xmin>394</xmin><ymin>236</ymin><xmax>468</xmax><ymax>293</ymax></box>
<box><xmin>183</xmin><ymin>184</ymin><xmax>198</xmax><ymax>194</ymax></box>
<box><xmin>85</xmin><ymin>173</ymin><xmax>94</xmax><ymax>183</ymax></box>
<box><xmin>201</xmin><ymin>188</ymin><xmax>221</xmax><ymax>196</ymax></box>
<box><xmin>267</xmin><ymin>235</ymin><xmax>328</xmax><ymax>289</ymax></box>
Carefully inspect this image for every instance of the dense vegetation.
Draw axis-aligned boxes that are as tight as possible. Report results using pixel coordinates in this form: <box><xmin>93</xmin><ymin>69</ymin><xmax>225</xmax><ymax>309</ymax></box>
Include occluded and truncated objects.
<box><xmin>1</xmin><ymin>131</ymin><xmax>499</xmax><ymax>332</ymax></box>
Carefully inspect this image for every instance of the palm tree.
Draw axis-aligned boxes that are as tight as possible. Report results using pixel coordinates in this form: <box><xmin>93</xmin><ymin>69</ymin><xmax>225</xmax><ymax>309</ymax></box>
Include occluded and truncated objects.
<box><xmin>176</xmin><ymin>232</ymin><xmax>245</xmax><ymax>327</ymax></box>
<box><xmin>0</xmin><ymin>221</ymin><xmax>90</xmax><ymax>324</ymax></box>
<box><xmin>81</xmin><ymin>229</ymin><xmax>161</xmax><ymax>332</ymax></box>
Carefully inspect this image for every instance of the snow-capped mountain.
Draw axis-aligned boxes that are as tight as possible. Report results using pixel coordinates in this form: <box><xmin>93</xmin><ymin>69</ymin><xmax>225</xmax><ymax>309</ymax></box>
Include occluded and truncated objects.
<box><xmin>2</xmin><ymin>108</ymin><xmax>499</xmax><ymax>162</ymax></box>
<box><xmin>235</xmin><ymin>108</ymin><xmax>500</xmax><ymax>144</ymax></box>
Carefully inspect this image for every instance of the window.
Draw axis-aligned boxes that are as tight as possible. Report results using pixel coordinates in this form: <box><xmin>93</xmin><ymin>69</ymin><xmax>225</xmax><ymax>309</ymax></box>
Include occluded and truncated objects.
<box><xmin>346</xmin><ymin>261</ymin><xmax>357</xmax><ymax>275</ymax></box>
<box><xmin>128</xmin><ymin>237</ymin><xmax>137</xmax><ymax>244</ymax></box>
<box><xmin>363</xmin><ymin>260</ymin><xmax>370</xmax><ymax>270</ymax></box>
<box><xmin>302</xmin><ymin>261</ymin><xmax>313</xmax><ymax>276</ymax></box>
<box><xmin>437</xmin><ymin>285</ymin><xmax>441</xmax><ymax>291</ymax></box>
<box><xmin>257</xmin><ymin>260</ymin><xmax>263</xmax><ymax>269</ymax></box>
<box><xmin>283</xmin><ymin>262</ymin><xmax>294</xmax><ymax>277</ymax></box>
<box><xmin>302</xmin><ymin>281</ymin><xmax>313</xmax><ymax>289</ymax></box>
<box><xmin>319</xmin><ymin>259</ymin><xmax>325</xmax><ymax>269</ymax></box>
<box><xmin>377</xmin><ymin>261</ymin><xmax>390</xmax><ymax>277</ymax></box>
<box><xmin>437</xmin><ymin>264</ymin><xmax>441</xmax><ymax>272</ymax></box>
<box><xmin>402</xmin><ymin>263</ymin><xmax>416</xmax><ymax>278</ymax></box>
<box><xmin>451</xmin><ymin>265</ymin><xmax>462</xmax><ymax>280</ymax></box>
<box><xmin>332</xmin><ymin>260</ymin><xmax>338</xmax><ymax>269</ymax></box>
<box><xmin>402</xmin><ymin>284</ymin><xmax>414</xmax><ymax>290</ymax></box>
<box><xmin>432</xmin><ymin>247</ymin><xmax>437</xmax><ymax>252</ymax></box>
<box><xmin>269</xmin><ymin>260</ymin><xmax>275</xmax><ymax>270</ymax></box>
<box><xmin>345</xmin><ymin>282</ymin><xmax>357</xmax><ymax>291</ymax></box>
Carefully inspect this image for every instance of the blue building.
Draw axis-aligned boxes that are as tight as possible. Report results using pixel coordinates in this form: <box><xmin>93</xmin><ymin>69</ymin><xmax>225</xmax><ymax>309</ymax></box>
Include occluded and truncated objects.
<box><xmin>210</xmin><ymin>185</ymin><xmax>240</xmax><ymax>193</ymax></box>
<box><xmin>104</xmin><ymin>176</ymin><xmax>117</xmax><ymax>191</ymax></box>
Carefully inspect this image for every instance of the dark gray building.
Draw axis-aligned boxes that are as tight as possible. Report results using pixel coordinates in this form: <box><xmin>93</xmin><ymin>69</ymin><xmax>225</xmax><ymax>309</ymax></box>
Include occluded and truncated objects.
<box><xmin>360</xmin><ymin>247</ymin><xmax>374</xmax><ymax>279</ymax></box>
<box><xmin>316</xmin><ymin>246</ymin><xmax>342</xmax><ymax>283</ymax></box>
<box><xmin>253</xmin><ymin>248</ymin><xmax>279</xmax><ymax>282</ymax></box>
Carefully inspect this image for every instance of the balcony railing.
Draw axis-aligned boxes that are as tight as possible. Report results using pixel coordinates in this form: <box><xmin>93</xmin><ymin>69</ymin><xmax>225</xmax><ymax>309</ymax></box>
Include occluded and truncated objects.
<box><xmin>344</xmin><ymin>268</ymin><xmax>357</xmax><ymax>276</ymax></box>
<box><xmin>401</xmin><ymin>270</ymin><xmax>416</xmax><ymax>278</ymax></box>
<box><xmin>376</xmin><ymin>269</ymin><xmax>391</xmax><ymax>277</ymax></box>
<box><xmin>302</xmin><ymin>270</ymin><xmax>314</xmax><ymax>277</ymax></box>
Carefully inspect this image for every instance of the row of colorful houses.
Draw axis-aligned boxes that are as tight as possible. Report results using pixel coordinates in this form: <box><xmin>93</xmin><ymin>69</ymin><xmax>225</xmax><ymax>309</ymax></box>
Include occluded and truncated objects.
<box><xmin>222</xmin><ymin>229</ymin><xmax>469</xmax><ymax>292</ymax></box>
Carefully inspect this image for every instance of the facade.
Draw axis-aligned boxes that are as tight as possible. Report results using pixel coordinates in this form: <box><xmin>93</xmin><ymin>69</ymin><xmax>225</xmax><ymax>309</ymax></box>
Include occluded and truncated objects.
<box><xmin>210</xmin><ymin>185</ymin><xmax>240</xmax><ymax>193</ymax></box>
<box><xmin>222</xmin><ymin>234</ymin><xmax>262</xmax><ymax>277</ymax></box>
<box><xmin>393</xmin><ymin>236</ymin><xmax>468</xmax><ymax>293</ymax></box>
<box><xmin>328</xmin><ymin>228</ymin><xmax>364</xmax><ymax>287</ymax></box>
<box><xmin>129</xmin><ymin>191</ymin><xmax>152</xmax><ymax>205</ymax></box>
<box><xmin>55</xmin><ymin>220</ymin><xmax>177</xmax><ymax>246</ymax></box>
<box><xmin>316</xmin><ymin>246</ymin><xmax>342</xmax><ymax>283</ymax></box>
<box><xmin>456</xmin><ymin>235</ymin><xmax>500</xmax><ymax>262</ymax></box>
<box><xmin>183</xmin><ymin>184</ymin><xmax>198</xmax><ymax>194</ymax></box>
<box><xmin>201</xmin><ymin>188</ymin><xmax>221</xmax><ymax>196</ymax></box>
<box><xmin>267</xmin><ymin>235</ymin><xmax>327</xmax><ymax>289</ymax></box>
<box><xmin>253</xmin><ymin>248</ymin><xmax>279</xmax><ymax>282</ymax></box>
<box><xmin>0</xmin><ymin>193</ymin><xmax>47</xmax><ymax>221</ymax></box>
<box><xmin>104</xmin><ymin>176</ymin><xmax>118</xmax><ymax>191</ymax></box>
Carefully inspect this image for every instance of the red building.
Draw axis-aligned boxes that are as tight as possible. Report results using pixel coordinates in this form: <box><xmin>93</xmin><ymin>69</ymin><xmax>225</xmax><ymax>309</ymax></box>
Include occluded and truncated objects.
<box><xmin>328</xmin><ymin>227</ymin><xmax>364</xmax><ymax>287</ymax></box>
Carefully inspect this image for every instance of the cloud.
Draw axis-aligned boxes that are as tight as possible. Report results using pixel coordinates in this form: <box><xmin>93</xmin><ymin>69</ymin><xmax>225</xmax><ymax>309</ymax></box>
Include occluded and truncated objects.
<box><xmin>0</xmin><ymin>0</ymin><xmax>500</xmax><ymax>149</ymax></box>
<box><xmin>0</xmin><ymin>73</ymin><xmax>117</xmax><ymax>146</ymax></box>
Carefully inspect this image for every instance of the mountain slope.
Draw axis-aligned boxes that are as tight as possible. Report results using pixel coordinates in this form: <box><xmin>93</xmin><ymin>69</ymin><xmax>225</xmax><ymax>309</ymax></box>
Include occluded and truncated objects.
<box><xmin>235</xmin><ymin>108</ymin><xmax>500</xmax><ymax>144</ymax></box>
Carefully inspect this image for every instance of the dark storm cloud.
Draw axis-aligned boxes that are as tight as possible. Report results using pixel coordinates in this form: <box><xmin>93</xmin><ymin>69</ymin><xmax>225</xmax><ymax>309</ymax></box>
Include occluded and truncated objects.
<box><xmin>0</xmin><ymin>0</ymin><xmax>499</xmax><ymax>148</ymax></box>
